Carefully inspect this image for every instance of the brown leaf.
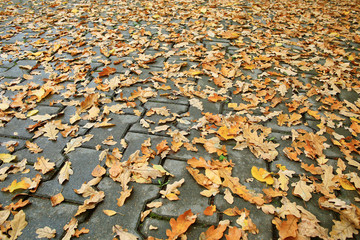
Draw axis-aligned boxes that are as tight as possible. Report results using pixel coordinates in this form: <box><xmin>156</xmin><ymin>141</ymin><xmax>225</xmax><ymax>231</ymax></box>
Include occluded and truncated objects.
<box><xmin>25</xmin><ymin>141</ymin><xmax>43</xmax><ymax>153</ymax></box>
<box><xmin>50</xmin><ymin>193</ymin><xmax>64</xmax><ymax>207</ymax></box>
<box><xmin>272</xmin><ymin>215</ymin><xmax>298</xmax><ymax>239</ymax></box>
<box><xmin>58</xmin><ymin>161</ymin><xmax>73</xmax><ymax>184</ymax></box>
<box><xmin>75</xmin><ymin>191</ymin><xmax>105</xmax><ymax>216</ymax></box>
<box><xmin>34</xmin><ymin>156</ymin><xmax>55</xmax><ymax>174</ymax></box>
<box><xmin>99</xmin><ymin>66</ymin><xmax>116</xmax><ymax>77</ymax></box>
<box><xmin>36</xmin><ymin>226</ymin><xmax>56</xmax><ymax>239</ymax></box>
<box><xmin>74</xmin><ymin>227</ymin><xmax>89</xmax><ymax>238</ymax></box>
<box><xmin>42</xmin><ymin>122</ymin><xmax>59</xmax><ymax>141</ymax></box>
<box><xmin>91</xmin><ymin>165</ymin><xmax>106</xmax><ymax>177</ymax></box>
<box><xmin>9</xmin><ymin>210</ymin><xmax>28</xmax><ymax>240</ymax></box>
<box><xmin>113</xmin><ymin>225</ymin><xmax>138</xmax><ymax>240</ymax></box>
<box><xmin>63</xmin><ymin>218</ymin><xmax>78</xmax><ymax>240</ymax></box>
<box><xmin>225</xmin><ymin>226</ymin><xmax>242</xmax><ymax>240</ymax></box>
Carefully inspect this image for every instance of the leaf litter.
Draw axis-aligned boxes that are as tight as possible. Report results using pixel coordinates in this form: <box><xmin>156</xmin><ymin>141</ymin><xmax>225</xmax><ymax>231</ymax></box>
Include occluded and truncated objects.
<box><xmin>0</xmin><ymin>0</ymin><xmax>359</xmax><ymax>239</ymax></box>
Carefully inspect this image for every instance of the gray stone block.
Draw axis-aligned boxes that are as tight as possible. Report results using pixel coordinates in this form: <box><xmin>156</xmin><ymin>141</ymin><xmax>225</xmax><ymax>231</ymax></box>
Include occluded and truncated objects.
<box><xmin>77</xmin><ymin>177</ymin><xmax>159</xmax><ymax>239</ymax></box>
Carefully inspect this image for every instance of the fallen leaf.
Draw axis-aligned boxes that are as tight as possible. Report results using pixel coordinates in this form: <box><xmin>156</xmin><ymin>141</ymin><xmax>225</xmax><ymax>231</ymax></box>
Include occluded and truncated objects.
<box><xmin>63</xmin><ymin>218</ymin><xmax>78</xmax><ymax>240</ymax></box>
<box><xmin>36</xmin><ymin>226</ymin><xmax>56</xmax><ymax>239</ymax></box>
<box><xmin>113</xmin><ymin>225</ymin><xmax>138</xmax><ymax>240</ymax></box>
<box><xmin>58</xmin><ymin>161</ymin><xmax>73</xmax><ymax>184</ymax></box>
<box><xmin>8</xmin><ymin>210</ymin><xmax>28</xmax><ymax>240</ymax></box>
<box><xmin>51</xmin><ymin>193</ymin><xmax>64</xmax><ymax>207</ymax></box>
<box><xmin>272</xmin><ymin>215</ymin><xmax>298</xmax><ymax>239</ymax></box>
<box><xmin>26</xmin><ymin>141</ymin><xmax>43</xmax><ymax>153</ymax></box>
<box><xmin>34</xmin><ymin>156</ymin><xmax>55</xmax><ymax>174</ymax></box>
<box><xmin>0</xmin><ymin>153</ymin><xmax>17</xmax><ymax>163</ymax></box>
<box><xmin>2</xmin><ymin>179</ymin><xmax>30</xmax><ymax>193</ymax></box>
<box><xmin>103</xmin><ymin>209</ymin><xmax>117</xmax><ymax>216</ymax></box>
<box><xmin>166</xmin><ymin>209</ymin><xmax>197</xmax><ymax>240</ymax></box>
<box><xmin>204</xmin><ymin>205</ymin><xmax>216</xmax><ymax>216</ymax></box>
<box><xmin>251</xmin><ymin>166</ymin><xmax>274</xmax><ymax>185</ymax></box>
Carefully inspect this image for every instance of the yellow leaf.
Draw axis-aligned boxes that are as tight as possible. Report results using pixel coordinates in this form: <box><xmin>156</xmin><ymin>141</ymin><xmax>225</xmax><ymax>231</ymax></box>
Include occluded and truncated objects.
<box><xmin>26</xmin><ymin>109</ymin><xmax>39</xmax><ymax>117</ymax></box>
<box><xmin>2</xmin><ymin>179</ymin><xmax>30</xmax><ymax>193</ymax></box>
<box><xmin>340</xmin><ymin>177</ymin><xmax>356</xmax><ymax>190</ymax></box>
<box><xmin>153</xmin><ymin>14</ymin><xmax>160</xmax><ymax>19</ymax></box>
<box><xmin>0</xmin><ymin>153</ymin><xmax>17</xmax><ymax>163</ymax></box>
<box><xmin>71</xmin><ymin>8</ymin><xmax>78</xmax><ymax>13</ymax></box>
<box><xmin>103</xmin><ymin>210</ymin><xmax>117</xmax><ymax>216</ymax></box>
<box><xmin>251</xmin><ymin>166</ymin><xmax>274</xmax><ymax>185</ymax></box>
<box><xmin>200</xmin><ymin>7</ymin><xmax>207</xmax><ymax>14</ymax></box>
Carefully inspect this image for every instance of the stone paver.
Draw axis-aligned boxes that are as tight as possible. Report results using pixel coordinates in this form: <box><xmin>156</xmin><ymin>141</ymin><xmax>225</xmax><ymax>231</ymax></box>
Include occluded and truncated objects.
<box><xmin>0</xmin><ymin>0</ymin><xmax>360</xmax><ymax>239</ymax></box>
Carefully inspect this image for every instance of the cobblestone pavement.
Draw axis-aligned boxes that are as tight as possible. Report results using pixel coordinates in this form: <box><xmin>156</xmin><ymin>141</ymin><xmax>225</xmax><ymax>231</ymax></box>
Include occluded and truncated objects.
<box><xmin>0</xmin><ymin>0</ymin><xmax>360</xmax><ymax>239</ymax></box>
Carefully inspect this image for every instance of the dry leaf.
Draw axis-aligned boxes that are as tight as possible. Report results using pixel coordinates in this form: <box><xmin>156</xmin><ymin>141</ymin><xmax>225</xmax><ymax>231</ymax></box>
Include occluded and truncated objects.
<box><xmin>34</xmin><ymin>156</ymin><xmax>55</xmax><ymax>174</ymax></box>
<box><xmin>2</xmin><ymin>179</ymin><xmax>30</xmax><ymax>192</ymax></box>
<box><xmin>51</xmin><ymin>193</ymin><xmax>64</xmax><ymax>207</ymax></box>
<box><xmin>166</xmin><ymin>209</ymin><xmax>197</xmax><ymax>240</ymax></box>
<box><xmin>9</xmin><ymin>210</ymin><xmax>28</xmax><ymax>240</ymax></box>
<box><xmin>63</xmin><ymin>218</ymin><xmax>78</xmax><ymax>240</ymax></box>
<box><xmin>36</xmin><ymin>226</ymin><xmax>56</xmax><ymax>239</ymax></box>
<box><xmin>103</xmin><ymin>210</ymin><xmax>117</xmax><ymax>216</ymax></box>
<box><xmin>113</xmin><ymin>225</ymin><xmax>138</xmax><ymax>240</ymax></box>
<box><xmin>0</xmin><ymin>153</ymin><xmax>17</xmax><ymax>163</ymax></box>
<box><xmin>25</xmin><ymin>141</ymin><xmax>43</xmax><ymax>153</ymax></box>
<box><xmin>58</xmin><ymin>161</ymin><xmax>73</xmax><ymax>184</ymax></box>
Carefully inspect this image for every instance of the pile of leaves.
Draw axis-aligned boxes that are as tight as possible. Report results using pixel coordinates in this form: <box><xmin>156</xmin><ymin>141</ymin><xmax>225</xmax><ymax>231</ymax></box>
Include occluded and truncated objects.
<box><xmin>0</xmin><ymin>0</ymin><xmax>360</xmax><ymax>239</ymax></box>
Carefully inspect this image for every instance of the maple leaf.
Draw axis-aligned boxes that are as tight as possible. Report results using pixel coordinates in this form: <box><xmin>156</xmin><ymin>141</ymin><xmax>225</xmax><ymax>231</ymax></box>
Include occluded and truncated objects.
<box><xmin>36</xmin><ymin>226</ymin><xmax>56</xmax><ymax>239</ymax></box>
<box><xmin>8</xmin><ymin>210</ymin><xmax>28</xmax><ymax>240</ymax></box>
<box><xmin>58</xmin><ymin>161</ymin><xmax>73</xmax><ymax>184</ymax></box>
<box><xmin>2</xmin><ymin>179</ymin><xmax>30</xmax><ymax>193</ymax></box>
<box><xmin>166</xmin><ymin>209</ymin><xmax>197</xmax><ymax>240</ymax></box>
<box><xmin>99</xmin><ymin>66</ymin><xmax>116</xmax><ymax>77</ymax></box>
<box><xmin>34</xmin><ymin>156</ymin><xmax>55</xmax><ymax>174</ymax></box>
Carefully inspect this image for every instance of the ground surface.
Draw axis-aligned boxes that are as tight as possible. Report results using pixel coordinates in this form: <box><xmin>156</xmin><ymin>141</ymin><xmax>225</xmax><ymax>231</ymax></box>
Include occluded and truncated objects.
<box><xmin>0</xmin><ymin>0</ymin><xmax>360</xmax><ymax>239</ymax></box>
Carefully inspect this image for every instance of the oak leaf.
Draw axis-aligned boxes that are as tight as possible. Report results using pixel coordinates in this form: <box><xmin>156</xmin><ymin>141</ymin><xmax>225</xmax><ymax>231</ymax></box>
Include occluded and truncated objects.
<box><xmin>160</xmin><ymin>178</ymin><xmax>185</xmax><ymax>200</ymax></box>
<box><xmin>113</xmin><ymin>225</ymin><xmax>138</xmax><ymax>240</ymax></box>
<box><xmin>2</xmin><ymin>179</ymin><xmax>30</xmax><ymax>193</ymax></box>
<box><xmin>58</xmin><ymin>161</ymin><xmax>73</xmax><ymax>184</ymax></box>
<box><xmin>34</xmin><ymin>156</ymin><xmax>55</xmax><ymax>174</ymax></box>
<box><xmin>200</xmin><ymin>220</ymin><xmax>229</xmax><ymax>240</ymax></box>
<box><xmin>0</xmin><ymin>153</ymin><xmax>17</xmax><ymax>163</ymax></box>
<box><xmin>166</xmin><ymin>209</ymin><xmax>197</xmax><ymax>240</ymax></box>
<box><xmin>25</xmin><ymin>141</ymin><xmax>43</xmax><ymax>153</ymax></box>
<box><xmin>9</xmin><ymin>210</ymin><xmax>28</xmax><ymax>240</ymax></box>
<box><xmin>225</xmin><ymin>226</ymin><xmax>242</xmax><ymax>240</ymax></box>
<box><xmin>99</xmin><ymin>66</ymin><xmax>116</xmax><ymax>77</ymax></box>
<box><xmin>292</xmin><ymin>178</ymin><xmax>314</xmax><ymax>201</ymax></box>
<box><xmin>204</xmin><ymin>205</ymin><xmax>216</xmax><ymax>216</ymax></box>
<box><xmin>63</xmin><ymin>218</ymin><xmax>78</xmax><ymax>240</ymax></box>
<box><xmin>272</xmin><ymin>215</ymin><xmax>298</xmax><ymax>239</ymax></box>
<box><xmin>36</xmin><ymin>226</ymin><xmax>56</xmax><ymax>239</ymax></box>
<box><xmin>42</xmin><ymin>122</ymin><xmax>59</xmax><ymax>140</ymax></box>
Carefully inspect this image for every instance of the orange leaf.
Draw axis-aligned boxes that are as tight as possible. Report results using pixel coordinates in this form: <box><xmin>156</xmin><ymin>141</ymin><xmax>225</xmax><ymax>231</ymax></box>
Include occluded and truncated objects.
<box><xmin>225</xmin><ymin>226</ymin><xmax>242</xmax><ymax>240</ymax></box>
<box><xmin>99</xmin><ymin>66</ymin><xmax>116</xmax><ymax>77</ymax></box>
<box><xmin>166</xmin><ymin>209</ymin><xmax>197</xmax><ymax>240</ymax></box>
<box><xmin>208</xmin><ymin>94</ymin><xmax>226</xmax><ymax>103</ymax></box>
<box><xmin>222</xmin><ymin>30</ymin><xmax>240</xmax><ymax>39</ymax></box>
<box><xmin>203</xmin><ymin>205</ymin><xmax>216</xmax><ymax>216</ymax></box>
<box><xmin>200</xmin><ymin>220</ymin><xmax>229</xmax><ymax>240</ymax></box>
<box><xmin>156</xmin><ymin>140</ymin><xmax>169</xmax><ymax>155</ymax></box>
<box><xmin>51</xmin><ymin>193</ymin><xmax>64</xmax><ymax>207</ymax></box>
<box><xmin>91</xmin><ymin>165</ymin><xmax>106</xmax><ymax>177</ymax></box>
<box><xmin>272</xmin><ymin>215</ymin><xmax>298</xmax><ymax>239</ymax></box>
